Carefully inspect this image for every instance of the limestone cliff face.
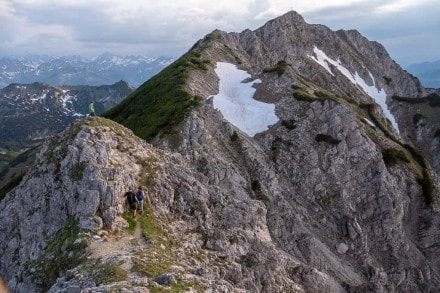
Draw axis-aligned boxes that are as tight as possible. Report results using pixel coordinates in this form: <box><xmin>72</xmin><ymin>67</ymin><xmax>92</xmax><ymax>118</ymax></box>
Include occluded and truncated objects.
<box><xmin>1</xmin><ymin>10</ymin><xmax>440</xmax><ymax>293</ymax></box>
<box><xmin>160</xmin><ymin>10</ymin><xmax>440</xmax><ymax>291</ymax></box>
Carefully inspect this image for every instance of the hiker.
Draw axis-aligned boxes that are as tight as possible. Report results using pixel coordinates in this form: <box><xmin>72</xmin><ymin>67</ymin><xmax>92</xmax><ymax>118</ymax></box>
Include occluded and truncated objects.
<box><xmin>123</xmin><ymin>187</ymin><xmax>139</xmax><ymax>217</ymax></box>
<box><xmin>137</xmin><ymin>186</ymin><xmax>144</xmax><ymax>215</ymax></box>
<box><xmin>88</xmin><ymin>101</ymin><xmax>95</xmax><ymax>116</ymax></box>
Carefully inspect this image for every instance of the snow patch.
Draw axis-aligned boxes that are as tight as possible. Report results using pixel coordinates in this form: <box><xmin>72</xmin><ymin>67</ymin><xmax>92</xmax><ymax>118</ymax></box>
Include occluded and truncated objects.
<box><xmin>363</xmin><ymin>118</ymin><xmax>376</xmax><ymax>128</ymax></box>
<box><xmin>29</xmin><ymin>93</ymin><xmax>47</xmax><ymax>103</ymax></box>
<box><xmin>309</xmin><ymin>46</ymin><xmax>398</xmax><ymax>132</ymax></box>
<box><xmin>212</xmin><ymin>62</ymin><xmax>278</xmax><ymax>136</ymax></box>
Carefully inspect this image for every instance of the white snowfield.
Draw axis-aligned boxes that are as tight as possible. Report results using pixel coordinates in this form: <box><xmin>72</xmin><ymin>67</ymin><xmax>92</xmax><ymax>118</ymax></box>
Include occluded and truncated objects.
<box><xmin>309</xmin><ymin>46</ymin><xmax>399</xmax><ymax>132</ymax></box>
<box><xmin>212</xmin><ymin>62</ymin><xmax>278</xmax><ymax>136</ymax></box>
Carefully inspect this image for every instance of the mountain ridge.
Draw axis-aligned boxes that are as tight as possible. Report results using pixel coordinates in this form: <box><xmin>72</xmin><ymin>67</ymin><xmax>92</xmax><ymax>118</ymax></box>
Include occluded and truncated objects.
<box><xmin>0</xmin><ymin>53</ymin><xmax>174</xmax><ymax>89</ymax></box>
<box><xmin>0</xmin><ymin>80</ymin><xmax>134</xmax><ymax>150</ymax></box>
<box><xmin>406</xmin><ymin>59</ymin><xmax>440</xmax><ymax>88</ymax></box>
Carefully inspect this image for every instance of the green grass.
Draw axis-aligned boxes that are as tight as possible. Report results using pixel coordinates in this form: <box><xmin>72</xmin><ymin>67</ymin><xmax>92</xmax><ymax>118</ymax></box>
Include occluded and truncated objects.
<box><xmin>139</xmin><ymin>204</ymin><xmax>167</xmax><ymax>242</ymax></box>
<box><xmin>28</xmin><ymin>218</ymin><xmax>88</xmax><ymax>292</ymax></box>
<box><xmin>88</xmin><ymin>263</ymin><xmax>127</xmax><ymax>285</ymax></box>
<box><xmin>230</xmin><ymin>131</ymin><xmax>239</xmax><ymax>142</ymax></box>
<box><xmin>150</xmin><ymin>282</ymin><xmax>192</xmax><ymax>293</ymax></box>
<box><xmin>293</xmin><ymin>89</ymin><xmax>316</xmax><ymax>102</ymax></box>
<box><xmin>391</xmin><ymin>93</ymin><xmax>440</xmax><ymax>107</ymax></box>
<box><xmin>281</xmin><ymin>119</ymin><xmax>296</xmax><ymax>130</ymax></box>
<box><xmin>382</xmin><ymin>148</ymin><xmax>410</xmax><ymax>166</ymax></box>
<box><xmin>129</xmin><ymin>203</ymin><xmax>180</xmax><ymax>279</ymax></box>
<box><xmin>121</xmin><ymin>212</ymin><xmax>137</xmax><ymax>233</ymax></box>
<box><xmin>263</xmin><ymin>61</ymin><xmax>289</xmax><ymax>76</ymax></box>
<box><xmin>102</xmin><ymin>50</ymin><xmax>205</xmax><ymax>141</ymax></box>
<box><xmin>403</xmin><ymin>144</ymin><xmax>436</xmax><ymax>205</ymax></box>
<box><xmin>69</xmin><ymin>161</ymin><xmax>87</xmax><ymax>181</ymax></box>
<box><xmin>315</xmin><ymin>134</ymin><xmax>341</xmax><ymax>145</ymax></box>
<box><xmin>0</xmin><ymin>173</ymin><xmax>25</xmax><ymax>201</ymax></box>
<box><xmin>136</xmin><ymin>155</ymin><xmax>160</xmax><ymax>189</ymax></box>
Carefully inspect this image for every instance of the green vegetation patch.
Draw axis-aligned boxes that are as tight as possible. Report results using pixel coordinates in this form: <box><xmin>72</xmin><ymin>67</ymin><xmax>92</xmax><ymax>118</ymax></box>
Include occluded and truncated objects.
<box><xmin>230</xmin><ymin>131</ymin><xmax>239</xmax><ymax>142</ymax></box>
<box><xmin>315</xmin><ymin>134</ymin><xmax>341</xmax><ymax>145</ymax></box>
<box><xmin>28</xmin><ymin>218</ymin><xmax>88</xmax><ymax>292</ymax></box>
<box><xmin>131</xmin><ymin>255</ymin><xmax>169</xmax><ymax>278</ymax></box>
<box><xmin>263</xmin><ymin>61</ymin><xmax>289</xmax><ymax>76</ymax></box>
<box><xmin>392</xmin><ymin>93</ymin><xmax>440</xmax><ymax>107</ymax></box>
<box><xmin>359</xmin><ymin>103</ymin><xmax>396</xmax><ymax>140</ymax></box>
<box><xmin>403</xmin><ymin>144</ymin><xmax>436</xmax><ymax>205</ymax></box>
<box><xmin>251</xmin><ymin>180</ymin><xmax>261</xmax><ymax>191</ymax></box>
<box><xmin>69</xmin><ymin>161</ymin><xmax>87</xmax><ymax>181</ymax></box>
<box><xmin>150</xmin><ymin>281</ymin><xmax>193</xmax><ymax>293</ymax></box>
<box><xmin>121</xmin><ymin>211</ymin><xmax>137</xmax><ymax>233</ymax></box>
<box><xmin>137</xmin><ymin>155</ymin><xmax>160</xmax><ymax>189</ymax></box>
<box><xmin>382</xmin><ymin>148</ymin><xmax>410</xmax><ymax>166</ymax></box>
<box><xmin>0</xmin><ymin>173</ymin><xmax>25</xmax><ymax>201</ymax></box>
<box><xmin>79</xmin><ymin>261</ymin><xmax>127</xmax><ymax>285</ymax></box>
<box><xmin>129</xmin><ymin>203</ymin><xmax>181</xmax><ymax>279</ymax></box>
<box><xmin>293</xmin><ymin>89</ymin><xmax>316</xmax><ymax>102</ymax></box>
<box><xmin>103</xmin><ymin>51</ymin><xmax>205</xmax><ymax>141</ymax></box>
<box><xmin>139</xmin><ymin>203</ymin><xmax>167</xmax><ymax>243</ymax></box>
<box><xmin>383</xmin><ymin>76</ymin><xmax>392</xmax><ymax>85</ymax></box>
<box><xmin>85</xmin><ymin>116</ymin><xmax>129</xmax><ymax>137</ymax></box>
<box><xmin>314</xmin><ymin>90</ymin><xmax>336</xmax><ymax>99</ymax></box>
<box><xmin>281</xmin><ymin>119</ymin><xmax>296</xmax><ymax>130</ymax></box>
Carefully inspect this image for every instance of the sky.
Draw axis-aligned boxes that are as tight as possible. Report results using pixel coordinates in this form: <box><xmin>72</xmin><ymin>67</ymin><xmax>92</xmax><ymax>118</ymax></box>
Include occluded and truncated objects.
<box><xmin>0</xmin><ymin>0</ymin><xmax>439</xmax><ymax>67</ymax></box>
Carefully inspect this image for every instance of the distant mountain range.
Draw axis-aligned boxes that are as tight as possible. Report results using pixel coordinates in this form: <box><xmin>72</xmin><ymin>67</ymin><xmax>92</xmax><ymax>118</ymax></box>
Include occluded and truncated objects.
<box><xmin>0</xmin><ymin>80</ymin><xmax>134</xmax><ymax>149</ymax></box>
<box><xmin>406</xmin><ymin>60</ymin><xmax>440</xmax><ymax>88</ymax></box>
<box><xmin>0</xmin><ymin>53</ymin><xmax>174</xmax><ymax>89</ymax></box>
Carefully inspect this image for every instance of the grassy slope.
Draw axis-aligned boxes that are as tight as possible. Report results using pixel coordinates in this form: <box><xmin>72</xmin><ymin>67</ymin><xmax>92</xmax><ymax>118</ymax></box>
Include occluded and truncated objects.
<box><xmin>102</xmin><ymin>50</ymin><xmax>207</xmax><ymax>141</ymax></box>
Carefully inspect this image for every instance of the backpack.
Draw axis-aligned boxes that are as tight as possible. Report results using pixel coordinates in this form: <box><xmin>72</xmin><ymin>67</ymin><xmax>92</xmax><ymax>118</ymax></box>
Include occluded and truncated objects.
<box><xmin>126</xmin><ymin>191</ymin><xmax>136</xmax><ymax>205</ymax></box>
<box><xmin>137</xmin><ymin>190</ymin><xmax>143</xmax><ymax>201</ymax></box>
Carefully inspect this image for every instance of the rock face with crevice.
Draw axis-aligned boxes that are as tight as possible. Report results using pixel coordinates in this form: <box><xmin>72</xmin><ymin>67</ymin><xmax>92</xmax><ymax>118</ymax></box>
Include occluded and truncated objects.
<box><xmin>1</xmin><ymin>10</ymin><xmax>440</xmax><ymax>293</ymax></box>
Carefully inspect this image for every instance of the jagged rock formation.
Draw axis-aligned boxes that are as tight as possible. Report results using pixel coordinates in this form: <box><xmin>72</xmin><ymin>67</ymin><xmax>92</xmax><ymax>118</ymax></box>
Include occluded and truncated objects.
<box><xmin>1</xmin><ymin>10</ymin><xmax>440</xmax><ymax>292</ymax></box>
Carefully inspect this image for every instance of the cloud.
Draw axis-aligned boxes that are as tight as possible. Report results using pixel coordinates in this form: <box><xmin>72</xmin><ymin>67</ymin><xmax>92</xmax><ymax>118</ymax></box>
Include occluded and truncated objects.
<box><xmin>0</xmin><ymin>0</ymin><xmax>438</xmax><ymax>65</ymax></box>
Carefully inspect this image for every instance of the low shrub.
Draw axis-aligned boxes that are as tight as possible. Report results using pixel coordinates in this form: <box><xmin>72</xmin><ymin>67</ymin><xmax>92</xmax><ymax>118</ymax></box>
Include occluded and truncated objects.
<box><xmin>293</xmin><ymin>89</ymin><xmax>315</xmax><ymax>102</ymax></box>
<box><xmin>413</xmin><ymin>113</ymin><xmax>425</xmax><ymax>125</ymax></box>
<box><xmin>382</xmin><ymin>148</ymin><xmax>410</xmax><ymax>166</ymax></box>
<box><xmin>230</xmin><ymin>131</ymin><xmax>239</xmax><ymax>142</ymax></box>
<box><xmin>263</xmin><ymin>61</ymin><xmax>289</xmax><ymax>76</ymax></box>
<box><xmin>69</xmin><ymin>162</ymin><xmax>87</xmax><ymax>181</ymax></box>
<box><xmin>281</xmin><ymin>120</ymin><xmax>296</xmax><ymax>130</ymax></box>
<box><xmin>315</xmin><ymin>134</ymin><xmax>341</xmax><ymax>145</ymax></box>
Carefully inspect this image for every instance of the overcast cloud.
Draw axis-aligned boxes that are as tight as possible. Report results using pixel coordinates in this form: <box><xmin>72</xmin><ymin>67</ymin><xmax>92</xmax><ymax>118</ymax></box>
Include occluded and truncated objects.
<box><xmin>0</xmin><ymin>0</ymin><xmax>438</xmax><ymax>66</ymax></box>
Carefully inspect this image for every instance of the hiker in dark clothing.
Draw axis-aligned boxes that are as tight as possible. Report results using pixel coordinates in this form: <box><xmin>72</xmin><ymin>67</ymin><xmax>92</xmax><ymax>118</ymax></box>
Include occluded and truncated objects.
<box><xmin>123</xmin><ymin>187</ymin><xmax>139</xmax><ymax>217</ymax></box>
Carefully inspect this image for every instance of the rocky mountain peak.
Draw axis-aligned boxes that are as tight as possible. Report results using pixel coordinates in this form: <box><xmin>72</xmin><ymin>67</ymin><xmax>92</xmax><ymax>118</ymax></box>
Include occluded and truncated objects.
<box><xmin>267</xmin><ymin>10</ymin><xmax>306</xmax><ymax>25</ymax></box>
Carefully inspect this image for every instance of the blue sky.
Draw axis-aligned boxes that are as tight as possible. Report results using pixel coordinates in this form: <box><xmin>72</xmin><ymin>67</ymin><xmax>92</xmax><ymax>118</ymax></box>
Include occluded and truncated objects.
<box><xmin>0</xmin><ymin>0</ymin><xmax>438</xmax><ymax>67</ymax></box>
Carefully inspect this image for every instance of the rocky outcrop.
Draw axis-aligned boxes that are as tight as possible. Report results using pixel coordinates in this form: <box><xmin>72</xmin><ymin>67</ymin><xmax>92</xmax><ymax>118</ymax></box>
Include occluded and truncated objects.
<box><xmin>0</xmin><ymin>117</ymin><xmax>304</xmax><ymax>292</ymax></box>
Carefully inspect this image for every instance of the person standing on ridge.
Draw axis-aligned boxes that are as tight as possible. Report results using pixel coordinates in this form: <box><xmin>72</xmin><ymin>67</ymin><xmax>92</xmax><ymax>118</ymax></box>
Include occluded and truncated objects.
<box><xmin>123</xmin><ymin>187</ymin><xmax>139</xmax><ymax>218</ymax></box>
<box><xmin>88</xmin><ymin>101</ymin><xmax>95</xmax><ymax>116</ymax></box>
